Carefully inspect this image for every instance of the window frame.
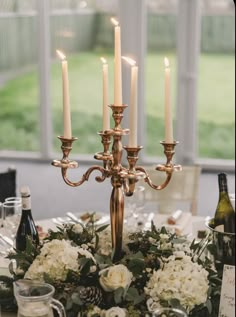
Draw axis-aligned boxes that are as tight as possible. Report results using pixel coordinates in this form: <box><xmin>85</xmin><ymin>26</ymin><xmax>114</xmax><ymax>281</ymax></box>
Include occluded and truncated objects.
<box><xmin>0</xmin><ymin>0</ymin><xmax>234</xmax><ymax>173</ymax></box>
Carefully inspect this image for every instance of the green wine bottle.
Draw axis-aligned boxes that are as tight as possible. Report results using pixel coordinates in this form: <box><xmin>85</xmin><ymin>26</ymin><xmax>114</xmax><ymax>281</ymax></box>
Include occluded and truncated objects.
<box><xmin>214</xmin><ymin>173</ymin><xmax>235</xmax><ymax>233</ymax></box>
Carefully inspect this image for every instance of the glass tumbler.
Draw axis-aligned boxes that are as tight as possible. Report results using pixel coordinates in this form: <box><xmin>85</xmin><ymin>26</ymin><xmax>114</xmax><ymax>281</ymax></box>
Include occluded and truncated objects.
<box><xmin>2</xmin><ymin>200</ymin><xmax>22</xmax><ymax>235</ymax></box>
<box><xmin>5</xmin><ymin>197</ymin><xmax>22</xmax><ymax>204</ymax></box>
<box><xmin>152</xmin><ymin>307</ymin><xmax>188</xmax><ymax>317</ymax></box>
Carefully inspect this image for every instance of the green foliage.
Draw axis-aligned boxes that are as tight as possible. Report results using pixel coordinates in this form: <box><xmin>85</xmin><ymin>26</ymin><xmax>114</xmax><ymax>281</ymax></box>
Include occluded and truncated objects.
<box><xmin>7</xmin><ymin>236</ymin><xmax>40</xmax><ymax>276</ymax></box>
<box><xmin>1</xmin><ymin>216</ymin><xmax>223</xmax><ymax>317</ymax></box>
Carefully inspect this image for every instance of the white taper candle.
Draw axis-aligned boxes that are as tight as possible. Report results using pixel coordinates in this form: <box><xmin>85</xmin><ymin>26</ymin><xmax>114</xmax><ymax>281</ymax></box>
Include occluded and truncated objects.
<box><xmin>122</xmin><ymin>56</ymin><xmax>138</xmax><ymax>147</ymax></box>
<box><xmin>56</xmin><ymin>50</ymin><xmax>72</xmax><ymax>139</ymax></box>
<box><xmin>111</xmin><ymin>18</ymin><xmax>122</xmax><ymax>106</ymax></box>
<box><xmin>164</xmin><ymin>57</ymin><xmax>173</xmax><ymax>143</ymax></box>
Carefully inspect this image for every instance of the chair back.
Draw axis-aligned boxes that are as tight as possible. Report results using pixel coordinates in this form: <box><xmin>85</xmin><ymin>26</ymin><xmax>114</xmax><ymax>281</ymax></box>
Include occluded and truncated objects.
<box><xmin>0</xmin><ymin>167</ymin><xmax>17</xmax><ymax>202</ymax></box>
<box><xmin>140</xmin><ymin>165</ymin><xmax>202</xmax><ymax>215</ymax></box>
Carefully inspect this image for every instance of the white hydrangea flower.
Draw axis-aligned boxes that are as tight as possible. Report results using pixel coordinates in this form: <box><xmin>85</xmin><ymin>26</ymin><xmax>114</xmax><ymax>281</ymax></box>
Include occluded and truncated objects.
<box><xmin>97</xmin><ymin>227</ymin><xmax>131</xmax><ymax>256</ymax></box>
<box><xmin>72</xmin><ymin>223</ymin><xmax>84</xmax><ymax>234</ymax></box>
<box><xmin>173</xmin><ymin>241</ymin><xmax>192</xmax><ymax>254</ymax></box>
<box><xmin>24</xmin><ymin>239</ymin><xmax>96</xmax><ymax>282</ymax></box>
<box><xmin>97</xmin><ymin>227</ymin><xmax>113</xmax><ymax>256</ymax></box>
<box><xmin>145</xmin><ymin>254</ymin><xmax>209</xmax><ymax>314</ymax></box>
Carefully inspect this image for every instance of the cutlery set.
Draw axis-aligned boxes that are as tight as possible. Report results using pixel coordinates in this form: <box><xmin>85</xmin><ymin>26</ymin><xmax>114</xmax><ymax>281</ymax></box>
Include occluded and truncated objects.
<box><xmin>52</xmin><ymin>212</ymin><xmax>110</xmax><ymax>226</ymax></box>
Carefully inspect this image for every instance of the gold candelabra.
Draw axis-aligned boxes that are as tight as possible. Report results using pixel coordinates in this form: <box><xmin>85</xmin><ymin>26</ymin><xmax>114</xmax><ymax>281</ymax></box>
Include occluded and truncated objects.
<box><xmin>52</xmin><ymin>104</ymin><xmax>181</xmax><ymax>262</ymax></box>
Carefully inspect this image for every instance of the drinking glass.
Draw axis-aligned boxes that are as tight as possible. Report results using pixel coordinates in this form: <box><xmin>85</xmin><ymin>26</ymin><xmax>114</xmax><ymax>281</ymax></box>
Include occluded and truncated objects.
<box><xmin>5</xmin><ymin>197</ymin><xmax>22</xmax><ymax>204</ymax></box>
<box><xmin>2</xmin><ymin>200</ymin><xmax>22</xmax><ymax>235</ymax></box>
<box><xmin>152</xmin><ymin>307</ymin><xmax>188</xmax><ymax>317</ymax></box>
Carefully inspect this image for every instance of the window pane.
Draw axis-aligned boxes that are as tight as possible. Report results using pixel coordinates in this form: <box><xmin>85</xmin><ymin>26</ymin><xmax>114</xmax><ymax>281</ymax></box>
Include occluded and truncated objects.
<box><xmin>197</xmin><ymin>0</ymin><xmax>235</xmax><ymax>160</ymax></box>
<box><xmin>50</xmin><ymin>2</ymin><xmax>114</xmax><ymax>154</ymax></box>
<box><xmin>145</xmin><ymin>0</ymin><xmax>177</xmax><ymax>157</ymax></box>
<box><xmin>0</xmin><ymin>2</ymin><xmax>40</xmax><ymax>152</ymax></box>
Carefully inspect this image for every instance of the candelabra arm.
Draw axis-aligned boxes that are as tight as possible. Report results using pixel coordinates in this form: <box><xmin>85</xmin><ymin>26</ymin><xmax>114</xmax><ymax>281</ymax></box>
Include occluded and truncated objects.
<box><xmin>135</xmin><ymin>141</ymin><xmax>181</xmax><ymax>191</ymax></box>
<box><xmin>136</xmin><ymin>166</ymin><xmax>172</xmax><ymax>190</ymax></box>
<box><xmin>61</xmin><ymin>165</ymin><xmax>108</xmax><ymax>187</ymax></box>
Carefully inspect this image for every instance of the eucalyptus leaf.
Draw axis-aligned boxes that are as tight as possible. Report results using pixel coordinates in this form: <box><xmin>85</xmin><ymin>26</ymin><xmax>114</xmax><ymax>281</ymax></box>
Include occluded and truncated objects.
<box><xmin>114</xmin><ymin>287</ymin><xmax>124</xmax><ymax>304</ymax></box>
<box><xmin>125</xmin><ymin>287</ymin><xmax>145</xmax><ymax>305</ymax></box>
<box><xmin>71</xmin><ymin>292</ymin><xmax>83</xmax><ymax>306</ymax></box>
<box><xmin>127</xmin><ymin>258</ymin><xmax>145</xmax><ymax>275</ymax></box>
<box><xmin>78</xmin><ymin>257</ymin><xmax>91</xmax><ymax>275</ymax></box>
<box><xmin>205</xmin><ymin>299</ymin><xmax>212</xmax><ymax>313</ymax></box>
<box><xmin>95</xmin><ymin>224</ymin><xmax>110</xmax><ymax>233</ymax></box>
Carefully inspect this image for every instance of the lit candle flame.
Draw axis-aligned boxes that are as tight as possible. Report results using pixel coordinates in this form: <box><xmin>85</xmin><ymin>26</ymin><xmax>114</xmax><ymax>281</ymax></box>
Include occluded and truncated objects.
<box><xmin>100</xmin><ymin>57</ymin><xmax>107</xmax><ymax>64</ymax></box>
<box><xmin>111</xmin><ymin>17</ymin><xmax>119</xmax><ymax>26</ymax></box>
<box><xmin>122</xmin><ymin>56</ymin><xmax>136</xmax><ymax>66</ymax></box>
<box><xmin>164</xmin><ymin>57</ymin><xmax>170</xmax><ymax>68</ymax></box>
<box><xmin>56</xmin><ymin>50</ymin><xmax>66</xmax><ymax>61</ymax></box>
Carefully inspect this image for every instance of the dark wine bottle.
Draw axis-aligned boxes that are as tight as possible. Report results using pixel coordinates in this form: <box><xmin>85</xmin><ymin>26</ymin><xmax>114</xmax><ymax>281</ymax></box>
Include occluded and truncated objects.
<box><xmin>15</xmin><ymin>186</ymin><xmax>39</xmax><ymax>251</ymax></box>
<box><xmin>214</xmin><ymin>173</ymin><xmax>235</xmax><ymax>233</ymax></box>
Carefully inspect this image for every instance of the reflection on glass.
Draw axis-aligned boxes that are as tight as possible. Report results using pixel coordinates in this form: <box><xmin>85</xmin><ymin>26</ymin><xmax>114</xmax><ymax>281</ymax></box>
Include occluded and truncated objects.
<box><xmin>198</xmin><ymin>0</ymin><xmax>235</xmax><ymax>160</ymax></box>
<box><xmin>0</xmin><ymin>2</ymin><xmax>40</xmax><ymax>152</ymax></box>
<box><xmin>50</xmin><ymin>4</ymin><xmax>113</xmax><ymax>154</ymax></box>
<box><xmin>146</xmin><ymin>1</ymin><xmax>177</xmax><ymax>157</ymax></box>
<box><xmin>152</xmin><ymin>307</ymin><xmax>187</xmax><ymax>317</ymax></box>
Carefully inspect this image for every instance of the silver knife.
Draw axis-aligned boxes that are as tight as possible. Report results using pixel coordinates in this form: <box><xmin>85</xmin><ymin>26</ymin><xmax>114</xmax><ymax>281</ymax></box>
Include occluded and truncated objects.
<box><xmin>0</xmin><ymin>233</ymin><xmax>14</xmax><ymax>247</ymax></box>
<box><xmin>66</xmin><ymin>212</ymin><xmax>83</xmax><ymax>224</ymax></box>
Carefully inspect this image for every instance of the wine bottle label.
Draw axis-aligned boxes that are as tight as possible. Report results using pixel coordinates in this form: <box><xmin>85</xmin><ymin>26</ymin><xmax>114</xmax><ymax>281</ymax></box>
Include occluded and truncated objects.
<box><xmin>215</xmin><ymin>224</ymin><xmax>224</xmax><ymax>233</ymax></box>
<box><xmin>22</xmin><ymin>195</ymin><xmax>31</xmax><ymax>210</ymax></box>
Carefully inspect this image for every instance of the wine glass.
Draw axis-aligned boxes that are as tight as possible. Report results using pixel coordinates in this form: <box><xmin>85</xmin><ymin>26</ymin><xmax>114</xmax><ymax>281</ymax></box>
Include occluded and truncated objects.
<box><xmin>125</xmin><ymin>186</ymin><xmax>146</xmax><ymax>228</ymax></box>
<box><xmin>0</xmin><ymin>202</ymin><xmax>3</xmax><ymax>228</ymax></box>
<box><xmin>152</xmin><ymin>308</ymin><xmax>187</xmax><ymax>317</ymax></box>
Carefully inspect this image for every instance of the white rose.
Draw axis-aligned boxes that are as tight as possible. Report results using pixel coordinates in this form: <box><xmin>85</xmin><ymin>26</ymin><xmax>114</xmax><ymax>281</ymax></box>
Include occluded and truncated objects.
<box><xmin>103</xmin><ymin>307</ymin><xmax>127</xmax><ymax>317</ymax></box>
<box><xmin>99</xmin><ymin>264</ymin><xmax>133</xmax><ymax>292</ymax></box>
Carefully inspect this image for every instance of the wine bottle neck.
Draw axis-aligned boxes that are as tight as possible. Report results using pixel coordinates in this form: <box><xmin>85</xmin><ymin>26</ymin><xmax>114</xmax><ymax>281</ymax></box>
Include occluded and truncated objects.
<box><xmin>218</xmin><ymin>173</ymin><xmax>228</xmax><ymax>193</ymax></box>
<box><xmin>21</xmin><ymin>195</ymin><xmax>31</xmax><ymax>210</ymax></box>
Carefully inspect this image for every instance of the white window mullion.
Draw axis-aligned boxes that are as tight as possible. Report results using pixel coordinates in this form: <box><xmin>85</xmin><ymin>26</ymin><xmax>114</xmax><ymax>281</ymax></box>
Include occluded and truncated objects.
<box><xmin>37</xmin><ymin>0</ymin><xmax>52</xmax><ymax>159</ymax></box>
<box><xmin>175</xmin><ymin>0</ymin><xmax>201</xmax><ymax>165</ymax></box>
<box><xmin>119</xmin><ymin>0</ymin><xmax>147</xmax><ymax>149</ymax></box>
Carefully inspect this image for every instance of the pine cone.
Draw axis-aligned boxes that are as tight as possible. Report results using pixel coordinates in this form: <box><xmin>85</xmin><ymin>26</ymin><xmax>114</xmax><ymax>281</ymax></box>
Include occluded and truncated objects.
<box><xmin>78</xmin><ymin>286</ymin><xmax>103</xmax><ymax>305</ymax></box>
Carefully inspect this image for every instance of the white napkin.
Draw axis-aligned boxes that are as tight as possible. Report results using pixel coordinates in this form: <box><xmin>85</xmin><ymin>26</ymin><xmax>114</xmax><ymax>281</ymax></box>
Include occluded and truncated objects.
<box><xmin>165</xmin><ymin>211</ymin><xmax>192</xmax><ymax>235</ymax></box>
<box><xmin>153</xmin><ymin>211</ymin><xmax>192</xmax><ymax>236</ymax></box>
